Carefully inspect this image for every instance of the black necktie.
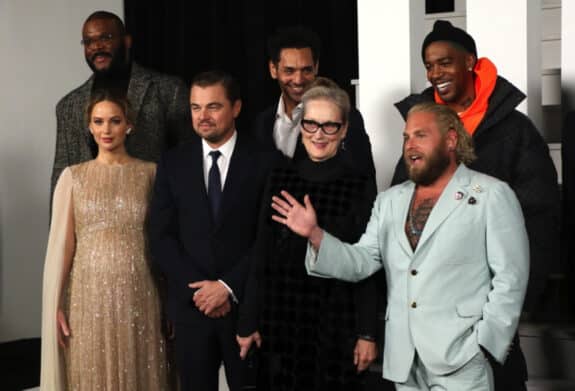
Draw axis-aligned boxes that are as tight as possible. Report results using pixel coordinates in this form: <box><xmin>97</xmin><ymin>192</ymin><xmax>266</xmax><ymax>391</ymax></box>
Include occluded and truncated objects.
<box><xmin>208</xmin><ymin>150</ymin><xmax>222</xmax><ymax>220</ymax></box>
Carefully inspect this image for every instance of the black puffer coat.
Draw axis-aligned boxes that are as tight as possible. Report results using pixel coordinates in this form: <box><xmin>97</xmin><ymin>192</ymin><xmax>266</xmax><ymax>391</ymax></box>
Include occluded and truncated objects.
<box><xmin>393</xmin><ymin>76</ymin><xmax>561</xmax><ymax>314</ymax></box>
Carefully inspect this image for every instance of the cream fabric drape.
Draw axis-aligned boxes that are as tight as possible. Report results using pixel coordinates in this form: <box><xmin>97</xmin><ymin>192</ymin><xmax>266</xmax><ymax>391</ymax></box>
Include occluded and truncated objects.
<box><xmin>40</xmin><ymin>167</ymin><xmax>74</xmax><ymax>391</ymax></box>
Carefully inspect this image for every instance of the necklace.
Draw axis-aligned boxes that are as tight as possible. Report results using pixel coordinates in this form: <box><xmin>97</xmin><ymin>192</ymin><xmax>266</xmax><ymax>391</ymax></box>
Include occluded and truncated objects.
<box><xmin>407</xmin><ymin>195</ymin><xmax>423</xmax><ymax>236</ymax></box>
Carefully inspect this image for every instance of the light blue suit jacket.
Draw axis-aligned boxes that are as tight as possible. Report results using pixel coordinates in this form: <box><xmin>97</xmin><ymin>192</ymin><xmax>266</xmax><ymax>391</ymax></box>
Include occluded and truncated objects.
<box><xmin>307</xmin><ymin>164</ymin><xmax>529</xmax><ymax>383</ymax></box>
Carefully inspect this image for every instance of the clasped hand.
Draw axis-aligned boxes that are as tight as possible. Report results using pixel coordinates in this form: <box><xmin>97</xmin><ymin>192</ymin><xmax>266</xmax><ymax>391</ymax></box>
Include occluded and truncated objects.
<box><xmin>189</xmin><ymin>280</ymin><xmax>231</xmax><ymax>318</ymax></box>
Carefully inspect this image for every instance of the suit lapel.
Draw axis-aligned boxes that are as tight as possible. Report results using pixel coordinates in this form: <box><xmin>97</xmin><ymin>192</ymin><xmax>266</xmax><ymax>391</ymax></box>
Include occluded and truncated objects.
<box><xmin>414</xmin><ymin>165</ymin><xmax>471</xmax><ymax>254</ymax></box>
<box><xmin>216</xmin><ymin>133</ymin><xmax>253</xmax><ymax>227</ymax></box>
<box><xmin>183</xmin><ymin>139</ymin><xmax>214</xmax><ymax>227</ymax></box>
<box><xmin>76</xmin><ymin>78</ymin><xmax>96</xmax><ymax>158</ymax></box>
<box><xmin>393</xmin><ymin>182</ymin><xmax>417</xmax><ymax>257</ymax></box>
<box><xmin>259</xmin><ymin>104</ymin><xmax>278</xmax><ymax>150</ymax></box>
<box><xmin>126</xmin><ymin>63</ymin><xmax>151</xmax><ymax>122</ymax></box>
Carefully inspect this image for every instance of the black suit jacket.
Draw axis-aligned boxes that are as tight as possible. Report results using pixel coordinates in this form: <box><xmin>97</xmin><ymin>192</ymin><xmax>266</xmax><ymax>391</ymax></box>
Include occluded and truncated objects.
<box><xmin>149</xmin><ymin>133</ymin><xmax>272</xmax><ymax>324</ymax></box>
<box><xmin>251</xmin><ymin>103</ymin><xmax>376</xmax><ymax>179</ymax></box>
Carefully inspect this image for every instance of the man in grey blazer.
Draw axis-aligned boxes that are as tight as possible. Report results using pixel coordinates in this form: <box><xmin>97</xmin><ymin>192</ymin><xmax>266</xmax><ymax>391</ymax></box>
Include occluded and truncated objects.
<box><xmin>51</xmin><ymin>10</ymin><xmax>192</xmax><ymax>198</ymax></box>
<box><xmin>271</xmin><ymin>102</ymin><xmax>529</xmax><ymax>390</ymax></box>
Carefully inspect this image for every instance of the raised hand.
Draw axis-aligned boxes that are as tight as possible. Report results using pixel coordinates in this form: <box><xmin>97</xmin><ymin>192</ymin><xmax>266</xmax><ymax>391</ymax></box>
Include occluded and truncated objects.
<box><xmin>271</xmin><ymin>191</ymin><xmax>318</xmax><ymax>238</ymax></box>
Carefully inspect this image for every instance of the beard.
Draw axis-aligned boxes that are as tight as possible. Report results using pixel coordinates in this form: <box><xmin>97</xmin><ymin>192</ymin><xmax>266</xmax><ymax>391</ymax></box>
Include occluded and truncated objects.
<box><xmin>86</xmin><ymin>42</ymin><xmax>129</xmax><ymax>77</ymax></box>
<box><xmin>405</xmin><ymin>144</ymin><xmax>450</xmax><ymax>186</ymax></box>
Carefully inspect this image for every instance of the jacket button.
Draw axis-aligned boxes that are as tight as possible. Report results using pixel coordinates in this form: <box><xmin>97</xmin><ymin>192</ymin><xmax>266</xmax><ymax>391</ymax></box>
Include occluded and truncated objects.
<box><xmin>411</xmin><ymin>269</ymin><xmax>418</xmax><ymax>276</ymax></box>
<box><xmin>411</xmin><ymin>302</ymin><xmax>417</xmax><ymax>308</ymax></box>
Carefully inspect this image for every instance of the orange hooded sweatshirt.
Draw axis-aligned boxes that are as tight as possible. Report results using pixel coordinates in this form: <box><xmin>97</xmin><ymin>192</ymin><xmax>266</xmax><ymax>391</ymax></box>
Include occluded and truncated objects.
<box><xmin>434</xmin><ymin>57</ymin><xmax>498</xmax><ymax>135</ymax></box>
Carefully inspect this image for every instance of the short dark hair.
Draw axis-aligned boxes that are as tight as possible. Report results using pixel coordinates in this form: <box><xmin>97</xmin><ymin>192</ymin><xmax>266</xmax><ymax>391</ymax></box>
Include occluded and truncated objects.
<box><xmin>191</xmin><ymin>70</ymin><xmax>241</xmax><ymax>103</ymax></box>
<box><xmin>421</xmin><ymin>20</ymin><xmax>477</xmax><ymax>61</ymax></box>
<box><xmin>85</xmin><ymin>89</ymin><xmax>135</xmax><ymax>128</ymax></box>
<box><xmin>84</xmin><ymin>11</ymin><xmax>126</xmax><ymax>35</ymax></box>
<box><xmin>266</xmin><ymin>25</ymin><xmax>321</xmax><ymax>64</ymax></box>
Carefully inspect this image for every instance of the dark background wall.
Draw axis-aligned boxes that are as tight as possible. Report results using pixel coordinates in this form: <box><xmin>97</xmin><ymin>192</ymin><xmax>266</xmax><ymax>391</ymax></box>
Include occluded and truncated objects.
<box><xmin>124</xmin><ymin>0</ymin><xmax>359</xmax><ymax>131</ymax></box>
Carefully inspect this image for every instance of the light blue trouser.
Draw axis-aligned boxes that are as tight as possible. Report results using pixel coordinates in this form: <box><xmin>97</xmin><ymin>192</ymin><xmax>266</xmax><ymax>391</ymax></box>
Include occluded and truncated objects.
<box><xmin>395</xmin><ymin>351</ymin><xmax>494</xmax><ymax>391</ymax></box>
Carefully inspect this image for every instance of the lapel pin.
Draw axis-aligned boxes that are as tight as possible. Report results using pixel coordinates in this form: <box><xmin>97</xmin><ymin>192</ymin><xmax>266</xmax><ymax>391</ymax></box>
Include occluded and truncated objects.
<box><xmin>468</xmin><ymin>197</ymin><xmax>477</xmax><ymax>205</ymax></box>
<box><xmin>455</xmin><ymin>191</ymin><xmax>464</xmax><ymax>200</ymax></box>
<box><xmin>472</xmin><ymin>184</ymin><xmax>483</xmax><ymax>193</ymax></box>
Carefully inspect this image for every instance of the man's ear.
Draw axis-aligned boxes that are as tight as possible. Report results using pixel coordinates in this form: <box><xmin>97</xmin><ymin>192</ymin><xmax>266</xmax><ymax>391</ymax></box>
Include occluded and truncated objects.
<box><xmin>232</xmin><ymin>99</ymin><xmax>242</xmax><ymax>119</ymax></box>
<box><xmin>269</xmin><ymin>60</ymin><xmax>278</xmax><ymax>79</ymax></box>
<box><xmin>124</xmin><ymin>34</ymin><xmax>133</xmax><ymax>50</ymax></box>
<box><xmin>447</xmin><ymin>128</ymin><xmax>458</xmax><ymax>151</ymax></box>
<box><xmin>465</xmin><ymin>54</ymin><xmax>476</xmax><ymax>71</ymax></box>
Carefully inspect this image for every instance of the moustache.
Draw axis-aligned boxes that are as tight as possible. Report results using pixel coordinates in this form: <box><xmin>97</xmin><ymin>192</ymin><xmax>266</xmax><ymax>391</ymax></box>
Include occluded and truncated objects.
<box><xmin>90</xmin><ymin>52</ymin><xmax>112</xmax><ymax>62</ymax></box>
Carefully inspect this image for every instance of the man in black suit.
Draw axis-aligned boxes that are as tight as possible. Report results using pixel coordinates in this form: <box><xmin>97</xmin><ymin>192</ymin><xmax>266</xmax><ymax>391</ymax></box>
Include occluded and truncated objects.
<box><xmin>149</xmin><ymin>70</ymin><xmax>270</xmax><ymax>391</ymax></box>
<box><xmin>252</xmin><ymin>25</ymin><xmax>376</xmax><ymax>179</ymax></box>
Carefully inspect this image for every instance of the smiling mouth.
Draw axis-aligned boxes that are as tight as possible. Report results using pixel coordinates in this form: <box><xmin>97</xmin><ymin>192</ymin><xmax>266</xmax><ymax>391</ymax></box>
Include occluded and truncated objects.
<box><xmin>312</xmin><ymin>141</ymin><xmax>329</xmax><ymax>148</ymax></box>
<box><xmin>434</xmin><ymin>81</ymin><xmax>451</xmax><ymax>93</ymax></box>
<box><xmin>92</xmin><ymin>53</ymin><xmax>112</xmax><ymax>62</ymax></box>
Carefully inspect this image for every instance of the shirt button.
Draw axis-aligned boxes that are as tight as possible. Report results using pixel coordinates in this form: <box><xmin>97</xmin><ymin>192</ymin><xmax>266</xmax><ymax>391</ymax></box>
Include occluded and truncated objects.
<box><xmin>411</xmin><ymin>302</ymin><xmax>417</xmax><ymax>308</ymax></box>
<box><xmin>411</xmin><ymin>269</ymin><xmax>418</xmax><ymax>276</ymax></box>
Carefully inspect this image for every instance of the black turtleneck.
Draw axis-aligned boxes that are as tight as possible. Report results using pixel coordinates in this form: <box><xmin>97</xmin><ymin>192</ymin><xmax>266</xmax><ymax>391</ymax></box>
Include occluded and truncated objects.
<box><xmin>295</xmin><ymin>152</ymin><xmax>348</xmax><ymax>183</ymax></box>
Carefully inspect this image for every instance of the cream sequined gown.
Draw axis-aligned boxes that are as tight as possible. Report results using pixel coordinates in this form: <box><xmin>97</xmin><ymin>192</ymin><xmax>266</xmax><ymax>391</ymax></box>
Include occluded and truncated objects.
<box><xmin>41</xmin><ymin>159</ymin><xmax>168</xmax><ymax>391</ymax></box>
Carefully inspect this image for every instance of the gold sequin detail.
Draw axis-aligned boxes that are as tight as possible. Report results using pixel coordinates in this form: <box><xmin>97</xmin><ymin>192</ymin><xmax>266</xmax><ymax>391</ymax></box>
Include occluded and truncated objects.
<box><xmin>64</xmin><ymin>160</ymin><xmax>167</xmax><ymax>391</ymax></box>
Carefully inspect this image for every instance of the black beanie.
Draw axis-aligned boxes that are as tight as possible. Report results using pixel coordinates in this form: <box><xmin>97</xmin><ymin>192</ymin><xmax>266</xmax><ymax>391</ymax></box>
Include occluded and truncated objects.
<box><xmin>421</xmin><ymin>20</ymin><xmax>477</xmax><ymax>60</ymax></box>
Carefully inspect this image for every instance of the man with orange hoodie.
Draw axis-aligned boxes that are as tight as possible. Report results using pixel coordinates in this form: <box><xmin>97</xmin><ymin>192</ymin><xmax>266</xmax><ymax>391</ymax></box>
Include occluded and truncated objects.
<box><xmin>392</xmin><ymin>20</ymin><xmax>560</xmax><ymax>391</ymax></box>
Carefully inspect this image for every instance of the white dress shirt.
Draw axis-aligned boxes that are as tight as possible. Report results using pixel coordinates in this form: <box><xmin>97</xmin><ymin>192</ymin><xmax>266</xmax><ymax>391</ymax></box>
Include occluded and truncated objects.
<box><xmin>273</xmin><ymin>95</ymin><xmax>303</xmax><ymax>158</ymax></box>
<box><xmin>202</xmin><ymin>130</ymin><xmax>237</xmax><ymax>191</ymax></box>
<box><xmin>200</xmin><ymin>130</ymin><xmax>238</xmax><ymax>302</ymax></box>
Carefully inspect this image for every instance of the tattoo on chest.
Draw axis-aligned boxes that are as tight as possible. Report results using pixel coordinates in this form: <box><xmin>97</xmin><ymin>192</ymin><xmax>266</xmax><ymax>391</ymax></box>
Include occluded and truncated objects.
<box><xmin>406</xmin><ymin>197</ymin><xmax>437</xmax><ymax>250</ymax></box>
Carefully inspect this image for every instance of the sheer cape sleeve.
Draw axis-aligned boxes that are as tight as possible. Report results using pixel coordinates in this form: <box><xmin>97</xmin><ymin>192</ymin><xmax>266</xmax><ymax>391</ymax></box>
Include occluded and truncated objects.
<box><xmin>41</xmin><ymin>167</ymin><xmax>74</xmax><ymax>391</ymax></box>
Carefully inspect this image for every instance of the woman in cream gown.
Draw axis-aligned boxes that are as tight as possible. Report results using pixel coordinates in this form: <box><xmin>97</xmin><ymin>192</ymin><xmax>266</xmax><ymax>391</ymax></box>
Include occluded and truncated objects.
<box><xmin>41</xmin><ymin>91</ymin><xmax>168</xmax><ymax>390</ymax></box>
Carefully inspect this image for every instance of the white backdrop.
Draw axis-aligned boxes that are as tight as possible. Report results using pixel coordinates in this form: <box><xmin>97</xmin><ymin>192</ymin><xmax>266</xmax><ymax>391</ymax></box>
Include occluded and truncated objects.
<box><xmin>0</xmin><ymin>0</ymin><xmax>121</xmax><ymax>342</ymax></box>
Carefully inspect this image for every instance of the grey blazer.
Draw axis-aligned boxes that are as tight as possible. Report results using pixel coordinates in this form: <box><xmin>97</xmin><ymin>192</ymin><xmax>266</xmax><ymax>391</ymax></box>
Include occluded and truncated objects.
<box><xmin>51</xmin><ymin>63</ymin><xmax>192</xmax><ymax>198</ymax></box>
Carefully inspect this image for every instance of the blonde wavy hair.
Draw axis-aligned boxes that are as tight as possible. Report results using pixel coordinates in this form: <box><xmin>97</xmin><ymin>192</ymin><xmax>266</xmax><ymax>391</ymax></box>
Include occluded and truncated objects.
<box><xmin>407</xmin><ymin>102</ymin><xmax>476</xmax><ymax>165</ymax></box>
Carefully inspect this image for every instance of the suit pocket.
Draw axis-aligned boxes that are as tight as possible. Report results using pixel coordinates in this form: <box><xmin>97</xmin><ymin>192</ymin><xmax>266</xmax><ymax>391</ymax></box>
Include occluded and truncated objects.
<box><xmin>456</xmin><ymin>299</ymin><xmax>485</xmax><ymax>318</ymax></box>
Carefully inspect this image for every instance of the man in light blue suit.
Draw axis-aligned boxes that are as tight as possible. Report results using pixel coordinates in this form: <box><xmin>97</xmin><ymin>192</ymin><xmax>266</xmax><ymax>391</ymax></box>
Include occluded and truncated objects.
<box><xmin>271</xmin><ymin>102</ymin><xmax>529</xmax><ymax>390</ymax></box>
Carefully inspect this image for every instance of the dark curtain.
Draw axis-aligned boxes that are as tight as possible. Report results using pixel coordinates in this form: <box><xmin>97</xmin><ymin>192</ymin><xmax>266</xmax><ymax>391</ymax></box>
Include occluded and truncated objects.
<box><xmin>124</xmin><ymin>0</ymin><xmax>359</xmax><ymax>132</ymax></box>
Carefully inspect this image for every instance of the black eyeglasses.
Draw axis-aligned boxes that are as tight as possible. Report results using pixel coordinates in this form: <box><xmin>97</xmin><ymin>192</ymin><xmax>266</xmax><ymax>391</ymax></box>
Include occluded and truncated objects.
<box><xmin>300</xmin><ymin>119</ymin><xmax>342</xmax><ymax>135</ymax></box>
<box><xmin>81</xmin><ymin>33</ymin><xmax>115</xmax><ymax>47</ymax></box>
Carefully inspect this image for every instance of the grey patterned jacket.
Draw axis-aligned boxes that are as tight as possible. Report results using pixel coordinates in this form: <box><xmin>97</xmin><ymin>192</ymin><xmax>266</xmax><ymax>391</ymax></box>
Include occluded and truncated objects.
<box><xmin>51</xmin><ymin>62</ymin><xmax>193</xmax><ymax>198</ymax></box>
